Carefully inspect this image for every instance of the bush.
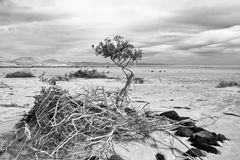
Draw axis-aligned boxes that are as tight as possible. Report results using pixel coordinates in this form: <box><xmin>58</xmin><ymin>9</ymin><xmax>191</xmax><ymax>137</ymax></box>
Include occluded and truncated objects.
<box><xmin>5</xmin><ymin>71</ymin><xmax>34</xmax><ymax>78</ymax></box>
<box><xmin>216</xmin><ymin>80</ymin><xmax>240</xmax><ymax>88</ymax></box>
<box><xmin>69</xmin><ymin>68</ymin><xmax>107</xmax><ymax>79</ymax></box>
<box><xmin>39</xmin><ymin>69</ymin><xmax>108</xmax><ymax>85</ymax></box>
<box><xmin>134</xmin><ymin>77</ymin><xmax>144</xmax><ymax>84</ymax></box>
<box><xmin>39</xmin><ymin>75</ymin><xmax>70</xmax><ymax>85</ymax></box>
<box><xmin>51</xmin><ymin>74</ymin><xmax>70</xmax><ymax>82</ymax></box>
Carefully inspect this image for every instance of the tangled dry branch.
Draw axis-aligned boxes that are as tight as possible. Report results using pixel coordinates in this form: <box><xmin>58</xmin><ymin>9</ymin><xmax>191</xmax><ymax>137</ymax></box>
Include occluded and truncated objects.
<box><xmin>1</xmin><ymin>86</ymin><xmax>193</xmax><ymax>160</ymax></box>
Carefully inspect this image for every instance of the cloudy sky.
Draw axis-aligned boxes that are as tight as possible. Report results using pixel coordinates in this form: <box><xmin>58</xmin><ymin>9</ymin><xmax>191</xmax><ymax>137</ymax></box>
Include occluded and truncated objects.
<box><xmin>0</xmin><ymin>0</ymin><xmax>240</xmax><ymax>64</ymax></box>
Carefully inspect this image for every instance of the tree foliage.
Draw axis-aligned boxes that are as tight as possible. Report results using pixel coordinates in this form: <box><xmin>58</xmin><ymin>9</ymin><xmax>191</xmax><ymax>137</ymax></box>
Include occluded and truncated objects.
<box><xmin>92</xmin><ymin>35</ymin><xmax>143</xmax><ymax>108</ymax></box>
<box><xmin>92</xmin><ymin>35</ymin><xmax>143</xmax><ymax>68</ymax></box>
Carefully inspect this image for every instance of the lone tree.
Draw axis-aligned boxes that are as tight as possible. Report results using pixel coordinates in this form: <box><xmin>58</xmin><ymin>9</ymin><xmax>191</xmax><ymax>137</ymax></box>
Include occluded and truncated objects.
<box><xmin>92</xmin><ymin>35</ymin><xmax>143</xmax><ymax>108</ymax></box>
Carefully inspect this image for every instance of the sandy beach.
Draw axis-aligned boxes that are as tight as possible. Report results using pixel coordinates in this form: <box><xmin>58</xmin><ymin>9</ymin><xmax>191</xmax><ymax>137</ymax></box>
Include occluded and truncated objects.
<box><xmin>1</xmin><ymin>0</ymin><xmax>240</xmax><ymax>159</ymax></box>
<box><xmin>0</xmin><ymin>65</ymin><xmax>239</xmax><ymax>160</ymax></box>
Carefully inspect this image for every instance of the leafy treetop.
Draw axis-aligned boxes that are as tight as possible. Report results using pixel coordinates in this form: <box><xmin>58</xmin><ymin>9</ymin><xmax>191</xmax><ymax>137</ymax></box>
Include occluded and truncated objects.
<box><xmin>92</xmin><ymin>35</ymin><xmax>143</xmax><ymax>68</ymax></box>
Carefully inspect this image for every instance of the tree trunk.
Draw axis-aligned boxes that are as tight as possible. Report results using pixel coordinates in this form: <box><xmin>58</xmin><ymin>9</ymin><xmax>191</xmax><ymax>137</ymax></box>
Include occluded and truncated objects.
<box><xmin>116</xmin><ymin>67</ymin><xmax>134</xmax><ymax>109</ymax></box>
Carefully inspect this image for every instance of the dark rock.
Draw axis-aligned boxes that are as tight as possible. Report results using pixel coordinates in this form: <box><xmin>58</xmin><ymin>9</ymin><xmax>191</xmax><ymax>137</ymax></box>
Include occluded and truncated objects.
<box><xmin>217</xmin><ymin>134</ymin><xmax>229</xmax><ymax>142</ymax></box>
<box><xmin>195</xmin><ymin>131</ymin><xmax>216</xmax><ymax>140</ymax></box>
<box><xmin>160</xmin><ymin>111</ymin><xmax>190</xmax><ymax>121</ymax></box>
<box><xmin>175</xmin><ymin>127</ymin><xmax>193</xmax><ymax>137</ymax></box>
<box><xmin>159</xmin><ymin>111</ymin><xmax>181</xmax><ymax>121</ymax></box>
<box><xmin>189</xmin><ymin>135</ymin><xmax>220</xmax><ymax>146</ymax></box>
<box><xmin>178</xmin><ymin>117</ymin><xmax>190</xmax><ymax>121</ymax></box>
<box><xmin>189</xmin><ymin>127</ymin><xmax>206</xmax><ymax>133</ymax></box>
<box><xmin>196</xmin><ymin>130</ymin><xmax>212</xmax><ymax>137</ymax></box>
<box><xmin>191</xmin><ymin>142</ymin><xmax>220</xmax><ymax>154</ymax></box>
<box><xmin>181</xmin><ymin>121</ymin><xmax>196</xmax><ymax>127</ymax></box>
<box><xmin>109</xmin><ymin>155</ymin><xmax>124</xmax><ymax>160</ymax></box>
<box><xmin>155</xmin><ymin>153</ymin><xmax>166</xmax><ymax>160</ymax></box>
<box><xmin>183</xmin><ymin>148</ymin><xmax>206</xmax><ymax>157</ymax></box>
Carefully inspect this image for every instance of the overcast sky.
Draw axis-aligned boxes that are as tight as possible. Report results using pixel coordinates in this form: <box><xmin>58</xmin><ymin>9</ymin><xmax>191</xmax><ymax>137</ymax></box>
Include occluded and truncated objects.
<box><xmin>0</xmin><ymin>0</ymin><xmax>240</xmax><ymax>64</ymax></box>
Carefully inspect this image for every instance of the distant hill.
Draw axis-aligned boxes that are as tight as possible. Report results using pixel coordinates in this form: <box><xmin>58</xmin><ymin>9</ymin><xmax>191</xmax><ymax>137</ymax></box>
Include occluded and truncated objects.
<box><xmin>0</xmin><ymin>56</ymin><xmax>168</xmax><ymax>67</ymax></box>
<box><xmin>0</xmin><ymin>56</ymin><xmax>17</xmax><ymax>66</ymax></box>
<box><xmin>0</xmin><ymin>56</ymin><xmax>11</xmax><ymax>62</ymax></box>
<box><xmin>13</xmin><ymin>57</ymin><xmax>42</xmax><ymax>65</ymax></box>
<box><xmin>42</xmin><ymin>59</ymin><xmax>68</xmax><ymax>66</ymax></box>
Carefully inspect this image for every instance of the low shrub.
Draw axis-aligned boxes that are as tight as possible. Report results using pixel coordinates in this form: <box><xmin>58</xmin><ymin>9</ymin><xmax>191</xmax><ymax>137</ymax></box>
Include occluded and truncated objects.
<box><xmin>216</xmin><ymin>80</ymin><xmax>240</xmax><ymax>88</ymax></box>
<box><xmin>40</xmin><ymin>75</ymin><xmax>70</xmax><ymax>85</ymax></box>
<box><xmin>134</xmin><ymin>77</ymin><xmax>144</xmax><ymax>84</ymax></box>
<box><xmin>39</xmin><ymin>72</ymin><xmax>70</xmax><ymax>85</ymax></box>
<box><xmin>5</xmin><ymin>71</ymin><xmax>34</xmax><ymax>78</ymax></box>
<box><xmin>52</xmin><ymin>74</ymin><xmax>70</xmax><ymax>81</ymax></box>
<box><xmin>39</xmin><ymin>69</ymin><xmax>109</xmax><ymax>85</ymax></box>
<box><xmin>69</xmin><ymin>68</ymin><xmax>107</xmax><ymax>79</ymax></box>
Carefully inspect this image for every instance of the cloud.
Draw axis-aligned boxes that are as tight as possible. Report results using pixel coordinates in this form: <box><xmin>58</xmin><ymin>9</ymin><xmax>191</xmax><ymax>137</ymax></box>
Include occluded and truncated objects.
<box><xmin>128</xmin><ymin>5</ymin><xmax>240</xmax><ymax>36</ymax></box>
<box><xmin>0</xmin><ymin>0</ymin><xmax>69</xmax><ymax>26</ymax></box>
<box><xmin>175</xmin><ymin>26</ymin><xmax>240</xmax><ymax>54</ymax></box>
<box><xmin>0</xmin><ymin>21</ymin><xmax>116</xmax><ymax>61</ymax></box>
<box><xmin>169</xmin><ymin>5</ymin><xmax>240</xmax><ymax>29</ymax></box>
<box><xmin>0</xmin><ymin>0</ymin><xmax>240</xmax><ymax>64</ymax></box>
<box><xmin>127</xmin><ymin>25</ymin><xmax>240</xmax><ymax>64</ymax></box>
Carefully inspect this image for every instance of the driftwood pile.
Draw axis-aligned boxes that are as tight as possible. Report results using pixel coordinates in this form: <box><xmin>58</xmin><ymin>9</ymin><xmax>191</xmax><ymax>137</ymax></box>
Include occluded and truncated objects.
<box><xmin>1</xmin><ymin>86</ymin><xmax>174</xmax><ymax>160</ymax></box>
<box><xmin>0</xmin><ymin>86</ymin><xmax>229</xmax><ymax>160</ymax></box>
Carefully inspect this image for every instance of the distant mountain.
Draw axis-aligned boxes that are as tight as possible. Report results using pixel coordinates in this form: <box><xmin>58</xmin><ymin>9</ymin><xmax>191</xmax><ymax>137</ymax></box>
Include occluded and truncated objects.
<box><xmin>0</xmin><ymin>56</ymin><xmax>17</xmax><ymax>66</ymax></box>
<box><xmin>42</xmin><ymin>59</ymin><xmax>68</xmax><ymax>66</ymax></box>
<box><xmin>0</xmin><ymin>56</ymin><xmax>168</xmax><ymax>67</ymax></box>
<box><xmin>13</xmin><ymin>57</ymin><xmax>42</xmax><ymax>65</ymax></box>
<box><xmin>0</xmin><ymin>56</ymin><xmax>11</xmax><ymax>62</ymax></box>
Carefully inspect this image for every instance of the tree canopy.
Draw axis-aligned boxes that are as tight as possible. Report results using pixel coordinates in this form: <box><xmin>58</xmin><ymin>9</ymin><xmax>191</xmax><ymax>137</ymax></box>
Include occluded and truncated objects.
<box><xmin>92</xmin><ymin>35</ymin><xmax>143</xmax><ymax>67</ymax></box>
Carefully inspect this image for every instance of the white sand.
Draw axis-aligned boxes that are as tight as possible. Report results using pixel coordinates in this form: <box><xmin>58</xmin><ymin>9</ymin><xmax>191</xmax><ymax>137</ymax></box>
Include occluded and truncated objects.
<box><xmin>0</xmin><ymin>66</ymin><xmax>240</xmax><ymax>160</ymax></box>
